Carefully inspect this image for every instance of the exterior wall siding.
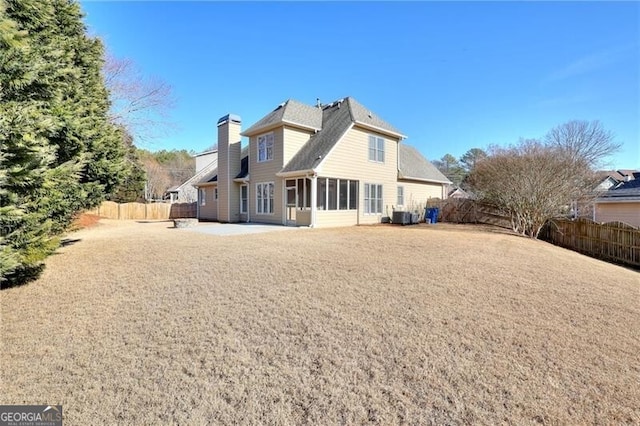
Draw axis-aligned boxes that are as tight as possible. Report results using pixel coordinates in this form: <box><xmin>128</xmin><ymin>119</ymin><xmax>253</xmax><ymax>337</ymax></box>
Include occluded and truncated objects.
<box><xmin>595</xmin><ymin>202</ymin><xmax>640</xmax><ymax>228</ymax></box>
<box><xmin>315</xmin><ymin>210</ymin><xmax>358</xmax><ymax>228</ymax></box>
<box><xmin>317</xmin><ymin>125</ymin><xmax>400</xmax><ymax>226</ymax></box>
<box><xmin>198</xmin><ymin>186</ymin><xmax>218</xmax><ymax>220</ymax></box>
<box><xmin>217</xmin><ymin>120</ymin><xmax>242</xmax><ymax>223</ymax></box>
<box><xmin>283</xmin><ymin>126</ymin><xmax>313</xmax><ymax>166</ymax></box>
<box><xmin>397</xmin><ymin>181</ymin><xmax>445</xmax><ymax>211</ymax></box>
<box><xmin>249</xmin><ymin>127</ymin><xmax>285</xmax><ymax>224</ymax></box>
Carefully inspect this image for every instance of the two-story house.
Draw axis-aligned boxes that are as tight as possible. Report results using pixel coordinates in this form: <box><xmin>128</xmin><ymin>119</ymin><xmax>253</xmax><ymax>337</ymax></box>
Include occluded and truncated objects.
<box><xmin>194</xmin><ymin>97</ymin><xmax>451</xmax><ymax>227</ymax></box>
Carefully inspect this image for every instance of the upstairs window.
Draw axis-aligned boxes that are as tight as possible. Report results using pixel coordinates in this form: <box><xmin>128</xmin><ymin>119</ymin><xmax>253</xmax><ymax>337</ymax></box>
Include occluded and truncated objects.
<box><xmin>368</xmin><ymin>135</ymin><xmax>384</xmax><ymax>163</ymax></box>
<box><xmin>257</xmin><ymin>133</ymin><xmax>274</xmax><ymax>162</ymax></box>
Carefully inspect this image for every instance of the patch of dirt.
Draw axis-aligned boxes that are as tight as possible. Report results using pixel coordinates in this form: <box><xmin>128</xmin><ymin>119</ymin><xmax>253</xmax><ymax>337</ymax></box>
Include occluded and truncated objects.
<box><xmin>71</xmin><ymin>213</ymin><xmax>102</xmax><ymax>230</ymax></box>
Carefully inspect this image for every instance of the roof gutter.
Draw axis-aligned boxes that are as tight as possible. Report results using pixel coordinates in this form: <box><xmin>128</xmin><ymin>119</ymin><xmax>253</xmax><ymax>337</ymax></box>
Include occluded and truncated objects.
<box><xmin>398</xmin><ymin>174</ymin><xmax>452</xmax><ymax>185</ymax></box>
<box><xmin>276</xmin><ymin>169</ymin><xmax>315</xmax><ymax>178</ymax></box>
<box><xmin>353</xmin><ymin>120</ymin><xmax>406</xmax><ymax>139</ymax></box>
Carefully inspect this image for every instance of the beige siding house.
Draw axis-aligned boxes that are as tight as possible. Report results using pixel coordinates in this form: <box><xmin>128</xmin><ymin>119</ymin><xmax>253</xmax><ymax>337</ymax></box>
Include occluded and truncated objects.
<box><xmin>194</xmin><ymin>97</ymin><xmax>451</xmax><ymax>227</ymax></box>
<box><xmin>594</xmin><ymin>172</ymin><xmax>640</xmax><ymax>228</ymax></box>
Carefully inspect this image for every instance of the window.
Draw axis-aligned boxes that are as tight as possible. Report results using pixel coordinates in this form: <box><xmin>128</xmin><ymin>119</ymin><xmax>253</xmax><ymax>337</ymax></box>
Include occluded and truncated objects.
<box><xmin>368</xmin><ymin>135</ymin><xmax>384</xmax><ymax>163</ymax></box>
<box><xmin>257</xmin><ymin>133</ymin><xmax>274</xmax><ymax>162</ymax></box>
<box><xmin>316</xmin><ymin>178</ymin><xmax>358</xmax><ymax>210</ymax></box>
<box><xmin>397</xmin><ymin>186</ymin><xmax>404</xmax><ymax>206</ymax></box>
<box><xmin>199</xmin><ymin>188</ymin><xmax>206</xmax><ymax>206</ymax></box>
<box><xmin>339</xmin><ymin>180</ymin><xmax>348</xmax><ymax>210</ymax></box>
<box><xmin>256</xmin><ymin>182</ymin><xmax>274</xmax><ymax>214</ymax></box>
<box><xmin>328</xmin><ymin>179</ymin><xmax>338</xmax><ymax>210</ymax></box>
<box><xmin>364</xmin><ymin>183</ymin><xmax>383</xmax><ymax>214</ymax></box>
<box><xmin>349</xmin><ymin>181</ymin><xmax>357</xmax><ymax>210</ymax></box>
<box><xmin>297</xmin><ymin>178</ymin><xmax>311</xmax><ymax>209</ymax></box>
<box><xmin>214</xmin><ymin>188</ymin><xmax>218</xmax><ymax>200</ymax></box>
<box><xmin>240</xmin><ymin>185</ymin><xmax>247</xmax><ymax>214</ymax></box>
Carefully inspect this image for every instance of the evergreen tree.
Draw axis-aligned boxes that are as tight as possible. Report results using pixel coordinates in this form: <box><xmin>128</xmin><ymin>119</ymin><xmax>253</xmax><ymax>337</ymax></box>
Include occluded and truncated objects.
<box><xmin>0</xmin><ymin>0</ymin><xmax>127</xmax><ymax>285</ymax></box>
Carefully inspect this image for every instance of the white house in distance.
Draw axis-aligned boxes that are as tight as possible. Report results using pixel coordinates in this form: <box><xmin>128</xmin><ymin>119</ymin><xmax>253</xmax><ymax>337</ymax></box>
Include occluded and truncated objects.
<box><xmin>165</xmin><ymin>149</ymin><xmax>218</xmax><ymax>203</ymax></box>
<box><xmin>193</xmin><ymin>97</ymin><xmax>451</xmax><ymax>227</ymax></box>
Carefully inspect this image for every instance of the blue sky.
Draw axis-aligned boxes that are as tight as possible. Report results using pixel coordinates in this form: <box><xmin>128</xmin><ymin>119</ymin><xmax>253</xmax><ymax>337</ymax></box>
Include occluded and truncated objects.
<box><xmin>81</xmin><ymin>1</ymin><xmax>639</xmax><ymax>169</ymax></box>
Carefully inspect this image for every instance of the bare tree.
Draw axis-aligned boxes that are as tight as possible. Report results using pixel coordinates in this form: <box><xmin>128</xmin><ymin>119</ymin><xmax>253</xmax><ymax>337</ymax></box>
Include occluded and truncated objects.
<box><xmin>468</xmin><ymin>120</ymin><xmax>619</xmax><ymax>238</ymax></box>
<box><xmin>103</xmin><ymin>54</ymin><xmax>175</xmax><ymax>143</ymax></box>
<box><xmin>140</xmin><ymin>155</ymin><xmax>171</xmax><ymax>200</ymax></box>
<box><xmin>545</xmin><ymin>120</ymin><xmax>620</xmax><ymax>168</ymax></box>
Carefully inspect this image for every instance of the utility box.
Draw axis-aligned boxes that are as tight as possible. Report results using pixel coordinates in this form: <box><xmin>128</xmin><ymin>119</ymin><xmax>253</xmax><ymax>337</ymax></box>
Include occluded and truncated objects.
<box><xmin>392</xmin><ymin>211</ymin><xmax>411</xmax><ymax>225</ymax></box>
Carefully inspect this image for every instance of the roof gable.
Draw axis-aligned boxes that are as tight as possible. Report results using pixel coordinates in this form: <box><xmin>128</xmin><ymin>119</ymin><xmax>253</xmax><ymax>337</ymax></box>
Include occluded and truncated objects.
<box><xmin>599</xmin><ymin>172</ymin><xmax>640</xmax><ymax>200</ymax></box>
<box><xmin>280</xmin><ymin>101</ymin><xmax>353</xmax><ymax>173</ymax></box>
<box><xmin>345</xmin><ymin>97</ymin><xmax>405</xmax><ymax>138</ymax></box>
<box><xmin>176</xmin><ymin>154</ymin><xmax>219</xmax><ymax>189</ymax></box>
<box><xmin>280</xmin><ymin>96</ymin><xmax>404</xmax><ymax>174</ymax></box>
<box><xmin>242</xmin><ymin>99</ymin><xmax>323</xmax><ymax>136</ymax></box>
<box><xmin>398</xmin><ymin>144</ymin><xmax>451</xmax><ymax>184</ymax></box>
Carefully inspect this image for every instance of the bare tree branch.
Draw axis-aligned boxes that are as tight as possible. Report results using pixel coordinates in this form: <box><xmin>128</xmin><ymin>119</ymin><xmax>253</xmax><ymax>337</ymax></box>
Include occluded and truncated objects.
<box><xmin>103</xmin><ymin>53</ymin><xmax>176</xmax><ymax>144</ymax></box>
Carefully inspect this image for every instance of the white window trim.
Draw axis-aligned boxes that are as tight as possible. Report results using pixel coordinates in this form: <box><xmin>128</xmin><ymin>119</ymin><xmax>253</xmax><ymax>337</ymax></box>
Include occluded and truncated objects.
<box><xmin>199</xmin><ymin>188</ymin><xmax>206</xmax><ymax>206</ymax></box>
<box><xmin>240</xmin><ymin>185</ymin><xmax>248</xmax><ymax>214</ymax></box>
<box><xmin>397</xmin><ymin>185</ymin><xmax>404</xmax><ymax>207</ymax></box>
<box><xmin>257</xmin><ymin>132</ymin><xmax>274</xmax><ymax>163</ymax></box>
<box><xmin>364</xmin><ymin>183</ymin><xmax>383</xmax><ymax>215</ymax></box>
<box><xmin>256</xmin><ymin>182</ymin><xmax>275</xmax><ymax>215</ymax></box>
<box><xmin>368</xmin><ymin>135</ymin><xmax>385</xmax><ymax>163</ymax></box>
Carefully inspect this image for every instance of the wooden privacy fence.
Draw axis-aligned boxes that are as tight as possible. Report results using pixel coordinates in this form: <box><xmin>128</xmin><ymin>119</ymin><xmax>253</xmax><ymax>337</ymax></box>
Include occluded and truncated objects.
<box><xmin>429</xmin><ymin>198</ymin><xmax>512</xmax><ymax>228</ymax></box>
<box><xmin>540</xmin><ymin>218</ymin><xmax>640</xmax><ymax>268</ymax></box>
<box><xmin>91</xmin><ymin>201</ymin><xmax>197</xmax><ymax>220</ymax></box>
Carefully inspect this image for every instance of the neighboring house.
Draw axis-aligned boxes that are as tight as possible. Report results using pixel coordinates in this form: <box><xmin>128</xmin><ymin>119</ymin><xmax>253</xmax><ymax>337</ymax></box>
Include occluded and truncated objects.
<box><xmin>193</xmin><ymin>97</ymin><xmax>451</xmax><ymax>227</ymax></box>
<box><xmin>448</xmin><ymin>187</ymin><xmax>471</xmax><ymax>199</ymax></box>
<box><xmin>593</xmin><ymin>170</ymin><xmax>631</xmax><ymax>192</ymax></box>
<box><xmin>594</xmin><ymin>171</ymin><xmax>640</xmax><ymax>228</ymax></box>
<box><xmin>166</xmin><ymin>150</ymin><xmax>218</xmax><ymax>203</ymax></box>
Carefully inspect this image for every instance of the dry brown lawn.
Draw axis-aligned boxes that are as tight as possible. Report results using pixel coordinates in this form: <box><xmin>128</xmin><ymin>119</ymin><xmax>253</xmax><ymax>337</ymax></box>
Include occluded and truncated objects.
<box><xmin>1</xmin><ymin>220</ymin><xmax>639</xmax><ymax>425</ymax></box>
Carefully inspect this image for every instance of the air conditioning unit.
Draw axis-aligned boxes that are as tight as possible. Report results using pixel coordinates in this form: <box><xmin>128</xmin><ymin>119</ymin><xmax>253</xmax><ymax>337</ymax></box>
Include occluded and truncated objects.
<box><xmin>392</xmin><ymin>211</ymin><xmax>411</xmax><ymax>225</ymax></box>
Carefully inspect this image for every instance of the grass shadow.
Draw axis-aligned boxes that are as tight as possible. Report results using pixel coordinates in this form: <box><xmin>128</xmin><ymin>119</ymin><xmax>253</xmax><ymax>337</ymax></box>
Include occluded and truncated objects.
<box><xmin>1</xmin><ymin>264</ymin><xmax>46</xmax><ymax>290</ymax></box>
<box><xmin>136</xmin><ymin>220</ymin><xmax>172</xmax><ymax>224</ymax></box>
<box><xmin>60</xmin><ymin>238</ymin><xmax>82</xmax><ymax>247</ymax></box>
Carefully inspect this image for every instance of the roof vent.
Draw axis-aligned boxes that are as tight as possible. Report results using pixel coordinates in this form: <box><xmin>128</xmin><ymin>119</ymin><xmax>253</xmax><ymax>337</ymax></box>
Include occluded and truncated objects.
<box><xmin>368</xmin><ymin>111</ymin><xmax>372</xmax><ymax>118</ymax></box>
<box><xmin>316</xmin><ymin>98</ymin><xmax>321</xmax><ymax>109</ymax></box>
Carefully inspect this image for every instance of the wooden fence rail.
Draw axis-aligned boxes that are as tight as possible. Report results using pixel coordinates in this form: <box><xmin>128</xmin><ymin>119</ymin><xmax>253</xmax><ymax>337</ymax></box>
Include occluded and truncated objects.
<box><xmin>540</xmin><ymin>218</ymin><xmax>640</xmax><ymax>268</ymax></box>
<box><xmin>90</xmin><ymin>201</ymin><xmax>197</xmax><ymax>220</ymax></box>
<box><xmin>428</xmin><ymin>198</ymin><xmax>512</xmax><ymax>228</ymax></box>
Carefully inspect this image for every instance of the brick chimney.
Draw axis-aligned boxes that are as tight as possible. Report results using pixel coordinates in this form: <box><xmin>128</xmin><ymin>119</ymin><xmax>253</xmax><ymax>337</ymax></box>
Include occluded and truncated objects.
<box><xmin>217</xmin><ymin>114</ymin><xmax>242</xmax><ymax>223</ymax></box>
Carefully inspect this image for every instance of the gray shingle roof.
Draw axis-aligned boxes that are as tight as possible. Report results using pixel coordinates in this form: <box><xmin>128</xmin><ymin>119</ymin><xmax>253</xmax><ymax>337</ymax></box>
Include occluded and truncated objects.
<box><xmin>196</xmin><ymin>146</ymin><xmax>250</xmax><ymax>185</ymax></box>
<box><xmin>184</xmin><ymin>155</ymin><xmax>219</xmax><ymax>187</ymax></box>
<box><xmin>345</xmin><ymin>97</ymin><xmax>404</xmax><ymax>137</ymax></box>
<box><xmin>280</xmin><ymin>97</ymin><xmax>405</xmax><ymax>174</ymax></box>
<box><xmin>398</xmin><ymin>144</ymin><xmax>452</xmax><ymax>184</ymax></box>
<box><xmin>599</xmin><ymin>172</ymin><xmax>640</xmax><ymax>200</ymax></box>
<box><xmin>242</xmin><ymin>99</ymin><xmax>323</xmax><ymax>136</ymax></box>
<box><xmin>280</xmin><ymin>101</ymin><xmax>353</xmax><ymax>173</ymax></box>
